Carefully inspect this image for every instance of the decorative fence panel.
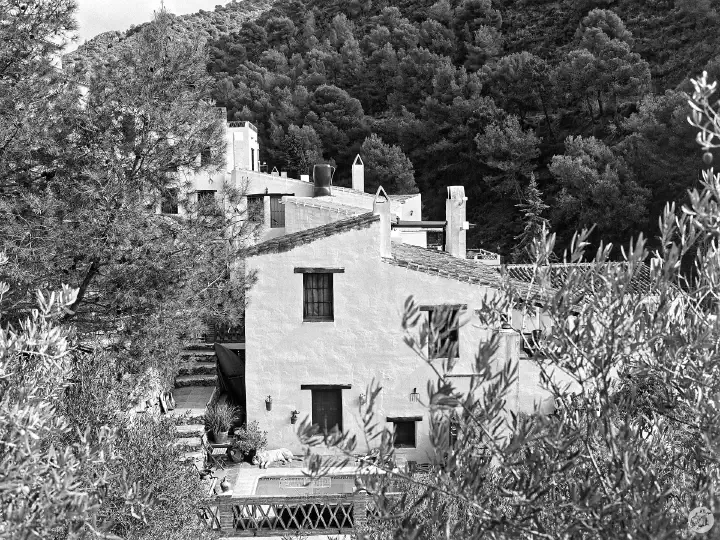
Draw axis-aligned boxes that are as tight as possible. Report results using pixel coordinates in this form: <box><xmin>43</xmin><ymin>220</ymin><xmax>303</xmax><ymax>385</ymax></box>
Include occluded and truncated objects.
<box><xmin>212</xmin><ymin>494</ymin><xmax>367</xmax><ymax>537</ymax></box>
<box><xmin>205</xmin><ymin>491</ymin><xmax>406</xmax><ymax>537</ymax></box>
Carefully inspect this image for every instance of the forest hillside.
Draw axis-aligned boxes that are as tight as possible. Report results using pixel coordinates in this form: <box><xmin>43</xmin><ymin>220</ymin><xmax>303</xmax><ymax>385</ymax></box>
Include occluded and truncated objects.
<box><xmin>73</xmin><ymin>0</ymin><xmax>720</xmax><ymax>258</ymax></box>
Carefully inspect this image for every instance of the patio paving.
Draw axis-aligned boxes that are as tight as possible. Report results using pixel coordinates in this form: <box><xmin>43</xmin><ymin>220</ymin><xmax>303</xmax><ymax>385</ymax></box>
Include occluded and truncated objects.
<box><xmin>170</xmin><ymin>385</ymin><xmax>214</xmax><ymax>419</ymax></box>
<box><xmin>208</xmin><ymin>458</ymin><xmax>381</xmax><ymax>497</ymax></box>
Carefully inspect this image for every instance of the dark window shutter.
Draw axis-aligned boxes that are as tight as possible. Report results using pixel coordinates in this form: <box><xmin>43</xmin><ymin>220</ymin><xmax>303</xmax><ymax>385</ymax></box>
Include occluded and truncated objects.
<box><xmin>311</xmin><ymin>389</ymin><xmax>342</xmax><ymax>432</ymax></box>
<box><xmin>269</xmin><ymin>196</ymin><xmax>285</xmax><ymax>228</ymax></box>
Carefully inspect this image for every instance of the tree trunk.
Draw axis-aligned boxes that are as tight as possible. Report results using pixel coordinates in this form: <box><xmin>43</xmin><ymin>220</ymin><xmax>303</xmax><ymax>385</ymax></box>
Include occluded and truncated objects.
<box><xmin>539</xmin><ymin>95</ymin><xmax>555</xmax><ymax>141</ymax></box>
<box><xmin>62</xmin><ymin>258</ymin><xmax>100</xmax><ymax>322</ymax></box>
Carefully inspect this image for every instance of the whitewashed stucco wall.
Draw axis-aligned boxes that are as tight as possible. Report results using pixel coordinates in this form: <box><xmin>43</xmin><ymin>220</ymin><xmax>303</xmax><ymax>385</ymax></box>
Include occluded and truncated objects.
<box><xmin>244</xmin><ymin>221</ymin><xmax>520</xmax><ymax>462</ymax></box>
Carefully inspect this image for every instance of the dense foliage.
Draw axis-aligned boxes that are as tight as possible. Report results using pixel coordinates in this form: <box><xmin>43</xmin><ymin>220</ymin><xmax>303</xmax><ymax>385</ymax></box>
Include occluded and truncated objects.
<box><xmin>301</xmin><ymin>96</ymin><xmax>720</xmax><ymax>536</ymax></box>
<box><xmin>2</xmin><ymin>1</ymin><xmax>253</xmax><ymax>538</ymax></box>
<box><xmin>70</xmin><ymin>0</ymin><xmax>720</xmax><ymax>257</ymax></box>
<box><xmin>177</xmin><ymin>0</ymin><xmax>713</xmax><ymax>258</ymax></box>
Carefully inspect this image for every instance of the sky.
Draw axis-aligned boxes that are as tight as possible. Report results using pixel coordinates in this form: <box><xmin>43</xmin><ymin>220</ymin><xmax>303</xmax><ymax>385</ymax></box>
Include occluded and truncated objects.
<box><xmin>75</xmin><ymin>0</ymin><xmax>233</xmax><ymax>44</ymax></box>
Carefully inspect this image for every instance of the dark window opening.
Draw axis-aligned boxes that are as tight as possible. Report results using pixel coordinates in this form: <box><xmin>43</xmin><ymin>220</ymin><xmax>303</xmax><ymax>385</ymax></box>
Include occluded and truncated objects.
<box><xmin>161</xmin><ymin>188</ymin><xmax>179</xmax><ymax>214</ymax></box>
<box><xmin>392</xmin><ymin>421</ymin><xmax>416</xmax><ymax>448</ymax></box>
<box><xmin>311</xmin><ymin>389</ymin><xmax>342</xmax><ymax>432</ymax></box>
<box><xmin>200</xmin><ymin>147</ymin><xmax>212</xmax><ymax>166</ymax></box>
<box><xmin>269</xmin><ymin>195</ymin><xmax>285</xmax><ymax>228</ymax></box>
<box><xmin>427</xmin><ymin>231</ymin><xmax>444</xmax><ymax>251</ymax></box>
<box><xmin>449</xmin><ymin>414</ymin><xmax>460</xmax><ymax>447</ymax></box>
<box><xmin>197</xmin><ymin>190</ymin><xmax>217</xmax><ymax>214</ymax></box>
<box><xmin>247</xmin><ymin>195</ymin><xmax>264</xmax><ymax>223</ymax></box>
<box><xmin>429</xmin><ymin>308</ymin><xmax>460</xmax><ymax>359</ymax></box>
<box><xmin>303</xmin><ymin>273</ymin><xmax>333</xmax><ymax>321</ymax></box>
<box><xmin>251</xmin><ymin>148</ymin><xmax>255</xmax><ymax>171</ymax></box>
<box><xmin>522</xmin><ymin>329</ymin><xmax>543</xmax><ymax>357</ymax></box>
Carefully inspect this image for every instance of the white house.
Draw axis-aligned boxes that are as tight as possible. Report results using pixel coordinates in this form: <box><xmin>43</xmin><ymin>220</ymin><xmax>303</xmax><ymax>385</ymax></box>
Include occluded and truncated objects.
<box><xmin>168</xmin><ymin>115</ymin><xmax>596</xmax><ymax>462</ymax></box>
<box><xmin>241</xmin><ymin>186</ymin><xmax>531</xmax><ymax>461</ymax></box>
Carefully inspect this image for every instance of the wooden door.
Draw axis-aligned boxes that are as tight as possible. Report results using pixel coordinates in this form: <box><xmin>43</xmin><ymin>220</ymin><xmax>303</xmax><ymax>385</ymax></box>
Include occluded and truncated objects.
<box><xmin>311</xmin><ymin>389</ymin><xmax>342</xmax><ymax>432</ymax></box>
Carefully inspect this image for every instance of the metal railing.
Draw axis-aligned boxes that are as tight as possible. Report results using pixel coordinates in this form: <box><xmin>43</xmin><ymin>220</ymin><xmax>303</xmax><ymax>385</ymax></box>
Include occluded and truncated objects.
<box><xmin>202</xmin><ymin>323</ymin><xmax>245</xmax><ymax>343</ymax></box>
<box><xmin>227</xmin><ymin>121</ymin><xmax>258</xmax><ymax>132</ymax></box>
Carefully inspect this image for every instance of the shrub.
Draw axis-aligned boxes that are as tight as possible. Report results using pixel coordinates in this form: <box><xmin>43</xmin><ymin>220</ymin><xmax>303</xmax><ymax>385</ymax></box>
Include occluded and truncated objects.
<box><xmin>203</xmin><ymin>402</ymin><xmax>239</xmax><ymax>434</ymax></box>
<box><xmin>298</xmin><ymin>73</ymin><xmax>720</xmax><ymax>540</ymax></box>
<box><xmin>233</xmin><ymin>421</ymin><xmax>268</xmax><ymax>456</ymax></box>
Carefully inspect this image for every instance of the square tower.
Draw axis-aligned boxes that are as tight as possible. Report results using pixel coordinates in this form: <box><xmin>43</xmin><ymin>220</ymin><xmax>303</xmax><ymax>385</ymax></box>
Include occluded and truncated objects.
<box><xmin>226</xmin><ymin>121</ymin><xmax>260</xmax><ymax>172</ymax></box>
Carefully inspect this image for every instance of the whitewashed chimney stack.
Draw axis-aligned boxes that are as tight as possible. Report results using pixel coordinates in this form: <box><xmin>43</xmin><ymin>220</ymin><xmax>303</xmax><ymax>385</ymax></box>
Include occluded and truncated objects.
<box><xmin>352</xmin><ymin>154</ymin><xmax>364</xmax><ymax>192</ymax></box>
<box><xmin>445</xmin><ymin>186</ymin><xmax>467</xmax><ymax>259</ymax></box>
<box><xmin>373</xmin><ymin>186</ymin><xmax>391</xmax><ymax>258</ymax></box>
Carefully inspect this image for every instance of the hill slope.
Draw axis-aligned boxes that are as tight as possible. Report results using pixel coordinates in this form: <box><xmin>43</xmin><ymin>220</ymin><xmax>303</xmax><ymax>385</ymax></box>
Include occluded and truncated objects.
<box><xmin>72</xmin><ymin>0</ymin><xmax>720</xmax><ymax>259</ymax></box>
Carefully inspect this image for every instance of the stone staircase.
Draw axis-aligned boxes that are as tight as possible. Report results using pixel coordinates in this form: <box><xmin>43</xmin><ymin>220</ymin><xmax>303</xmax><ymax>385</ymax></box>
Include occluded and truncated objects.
<box><xmin>171</xmin><ymin>345</ymin><xmax>218</xmax><ymax>464</ymax></box>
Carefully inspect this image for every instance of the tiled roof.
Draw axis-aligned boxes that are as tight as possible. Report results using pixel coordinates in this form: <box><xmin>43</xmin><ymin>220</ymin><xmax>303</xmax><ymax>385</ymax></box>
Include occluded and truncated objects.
<box><xmin>330</xmin><ymin>186</ymin><xmax>419</xmax><ymax>203</ymax></box>
<box><xmin>505</xmin><ymin>262</ymin><xmax>656</xmax><ymax>296</ymax></box>
<box><xmin>331</xmin><ymin>185</ymin><xmax>375</xmax><ymax>199</ymax></box>
<box><xmin>243</xmin><ymin>212</ymin><xmax>380</xmax><ymax>257</ymax></box>
<box><xmin>283</xmin><ymin>196</ymin><xmax>367</xmax><ymax>216</ymax></box>
<box><xmin>386</xmin><ymin>243</ymin><xmax>545</xmax><ymax>296</ymax></box>
<box><xmin>388</xmin><ymin>193</ymin><xmax>421</xmax><ymax>202</ymax></box>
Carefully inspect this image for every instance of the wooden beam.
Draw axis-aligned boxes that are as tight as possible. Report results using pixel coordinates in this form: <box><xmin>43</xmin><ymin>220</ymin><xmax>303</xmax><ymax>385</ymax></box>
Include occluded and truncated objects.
<box><xmin>386</xmin><ymin>416</ymin><xmax>423</xmax><ymax>422</ymax></box>
<box><xmin>418</xmin><ymin>304</ymin><xmax>467</xmax><ymax>311</ymax></box>
<box><xmin>294</xmin><ymin>267</ymin><xmax>345</xmax><ymax>273</ymax></box>
<box><xmin>300</xmin><ymin>384</ymin><xmax>352</xmax><ymax>390</ymax></box>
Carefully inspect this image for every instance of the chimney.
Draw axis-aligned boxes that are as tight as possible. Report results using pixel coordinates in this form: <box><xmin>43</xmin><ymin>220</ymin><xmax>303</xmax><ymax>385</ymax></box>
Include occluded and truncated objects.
<box><xmin>352</xmin><ymin>154</ymin><xmax>364</xmax><ymax>192</ymax></box>
<box><xmin>373</xmin><ymin>186</ymin><xmax>391</xmax><ymax>258</ymax></box>
<box><xmin>312</xmin><ymin>164</ymin><xmax>334</xmax><ymax>197</ymax></box>
<box><xmin>445</xmin><ymin>186</ymin><xmax>468</xmax><ymax>259</ymax></box>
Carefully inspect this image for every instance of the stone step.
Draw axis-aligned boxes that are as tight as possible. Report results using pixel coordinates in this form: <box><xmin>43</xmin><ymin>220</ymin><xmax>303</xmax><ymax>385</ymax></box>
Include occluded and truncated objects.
<box><xmin>174</xmin><ymin>374</ymin><xmax>216</xmax><ymax>388</ymax></box>
<box><xmin>181</xmin><ymin>343</ymin><xmax>215</xmax><ymax>352</ymax></box>
<box><xmin>180</xmin><ymin>352</ymin><xmax>216</xmax><ymax>364</ymax></box>
<box><xmin>178</xmin><ymin>361</ymin><xmax>216</xmax><ymax>376</ymax></box>
<box><xmin>174</xmin><ymin>437</ymin><xmax>202</xmax><ymax>451</ymax></box>
<box><xmin>176</xmin><ymin>424</ymin><xmax>205</xmax><ymax>438</ymax></box>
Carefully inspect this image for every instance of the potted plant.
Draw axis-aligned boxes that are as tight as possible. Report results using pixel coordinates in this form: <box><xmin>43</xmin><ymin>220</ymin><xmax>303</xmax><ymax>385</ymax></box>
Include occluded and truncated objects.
<box><xmin>229</xmin><ymin>421</ymin><xmax>268</xmax><ymax>463</ymax></box>
<box><xmin>203</xmin><ymin>402</ymin><xmax>239</xmax><ymax>444</ymax></box>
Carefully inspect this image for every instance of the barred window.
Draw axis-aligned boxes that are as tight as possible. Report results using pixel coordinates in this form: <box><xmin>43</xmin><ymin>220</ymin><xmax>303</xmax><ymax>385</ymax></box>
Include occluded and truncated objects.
<box><xmin>303</xmin><ymin>273</ymin><xmax>333</xmax><ymax>321</ymax></box>
<box><xmin>428</xmin><ymin>308</ymin><xmax>460</xmax><ymax>359</ymax></box>
<box><xmin>196</xmin><ymin>190</ymin><xmax>216</xmax><ymax>214</ymax></box>
<box><xmin>161</xmin><ymin>188</ymin><xmax>179</xmax><ymax>214</ymax></box>
<box><xmin>200</xmin><ymin>146</ymin><xmax>212</xmax><ymax>166</ymax></box>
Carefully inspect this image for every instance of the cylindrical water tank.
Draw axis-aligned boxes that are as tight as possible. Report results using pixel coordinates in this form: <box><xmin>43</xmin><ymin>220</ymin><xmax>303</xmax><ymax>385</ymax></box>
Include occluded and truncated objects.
<box><xmin>313</xmin><ymin>164</ymin><xmax>334</xmax><ymax>197</ymax></box>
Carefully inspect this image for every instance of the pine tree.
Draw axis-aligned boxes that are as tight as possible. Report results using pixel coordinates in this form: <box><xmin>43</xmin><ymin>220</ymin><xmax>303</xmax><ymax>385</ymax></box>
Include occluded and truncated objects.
<box><xmin>512</xmin><ymin>174</ymin><xmax>549</xmax><ymax>263</ymax></box>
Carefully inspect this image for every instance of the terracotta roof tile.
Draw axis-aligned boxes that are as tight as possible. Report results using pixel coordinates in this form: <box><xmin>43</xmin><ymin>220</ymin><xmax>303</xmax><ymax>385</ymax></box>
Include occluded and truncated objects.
<box><xmin>283</xmin><ymin>196</ymin><xmax>367</xmax><ymax>215</ymax></box>
<box><xmin>386</xmin><ymin>243</ymin><xmax>544</xmax><ymax>296</ymax></box>
<box><xmin>388</xmin><ymin>193</ymin><xmax>421</xmax><ymax>202</ymax></box>
<box><xmin>505</xmin><ymin>262</ymin><xmax>656</xmax><ymax>296</ymax></box>
<box><xmin>331</xmin><ymin>186</ymin><xmax>419</xmax><ymax>203</ymax></box>
<box><xmin>244</xmin><ymin>212</ymin><xmax>380</xmax><ymax>257</ymax></box>
<box><xmin>331</xmin><ymin>186</ymin><xmax>374</xmax><ymax>198</ymax></box>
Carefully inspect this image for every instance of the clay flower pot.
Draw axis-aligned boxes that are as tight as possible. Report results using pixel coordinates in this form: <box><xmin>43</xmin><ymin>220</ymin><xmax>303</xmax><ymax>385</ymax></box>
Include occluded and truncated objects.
<box><xmin>209</xmin><ymin>430</ymin><xmax>229</xmax><ymax>444</ymax></box>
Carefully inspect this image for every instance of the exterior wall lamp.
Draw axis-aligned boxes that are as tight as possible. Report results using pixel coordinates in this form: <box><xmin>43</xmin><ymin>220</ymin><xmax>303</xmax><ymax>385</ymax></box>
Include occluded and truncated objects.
<box><xmin>410</xmin><ymin>388</ymin><xmax>420</xmax><ymax>402</ymax></box>
<box><xmin>290</xmin><ymin>410</ymin><xmax>299</xmax><ymax>424</ymax></box>
<box><xmin>265</xmin><ymin>395</ymin><xmax>273</xmax><ymax>411</ymax></box>
<box><xmin>358</xmin><ymin>393</ymin><xmax>367</xmax><ymax>406</ymax></box>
